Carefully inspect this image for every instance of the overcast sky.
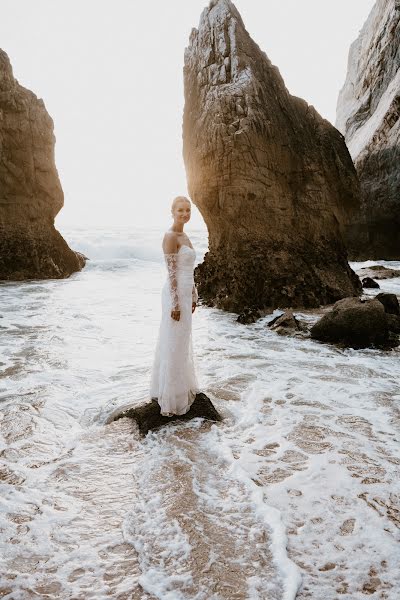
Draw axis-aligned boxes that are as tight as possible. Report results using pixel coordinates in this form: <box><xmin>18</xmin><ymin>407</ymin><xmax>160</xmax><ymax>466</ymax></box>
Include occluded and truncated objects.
<box><xmin>0</xmin><ymin>0</ymin><xmax>375</xmax><ymax>230</ymax></box>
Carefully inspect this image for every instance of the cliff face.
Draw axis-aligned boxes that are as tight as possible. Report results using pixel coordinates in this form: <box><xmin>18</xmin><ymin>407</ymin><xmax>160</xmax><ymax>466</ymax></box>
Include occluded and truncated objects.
<box><xmin>0</xmin><ymin>49</ymin><xmax>85</xmax><ymax>280</ymax></box>
<box><xmin>183</xmin><ymin>0</ymin><xmax>362</xmax><ymax>313</ymax></box>
<box><xmin>336</xmin><ymin>0</ymin><xmax>400</xmax><ymax>260</ymax></box>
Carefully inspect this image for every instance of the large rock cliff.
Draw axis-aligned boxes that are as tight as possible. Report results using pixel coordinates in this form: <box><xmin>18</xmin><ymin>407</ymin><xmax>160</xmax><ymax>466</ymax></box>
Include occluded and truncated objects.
<box><xmin>0</xmin><ymin>49</ymin><xmax>85</xmax><ymax>280</ymax></box>
<box><xmin>336</xmin><ymin>0</ymin><xmax>400</xmax><ymax>260</ymax></box>
<box><xmin>183</xmin><ymin>0</ymin><xmax>362</xmax><ymax>313</ymax></box>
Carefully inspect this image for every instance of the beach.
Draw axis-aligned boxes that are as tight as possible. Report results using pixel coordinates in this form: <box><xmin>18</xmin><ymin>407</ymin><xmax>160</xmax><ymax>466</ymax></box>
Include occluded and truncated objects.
<box><xmin>0</xmin><ymin>224</ymin><xmax>399</xmax><ymax>599</ymax></box>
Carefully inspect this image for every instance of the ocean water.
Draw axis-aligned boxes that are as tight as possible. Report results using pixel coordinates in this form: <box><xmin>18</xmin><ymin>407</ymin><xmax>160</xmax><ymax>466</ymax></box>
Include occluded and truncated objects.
<box><xmin>0</xmin><ymin>225</ymin><xmax>399</xmax><ymax>600</ymax></box>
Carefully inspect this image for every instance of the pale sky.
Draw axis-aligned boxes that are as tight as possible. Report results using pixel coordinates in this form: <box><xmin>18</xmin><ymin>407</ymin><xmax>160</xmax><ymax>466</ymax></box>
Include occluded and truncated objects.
<box><xmin>0</xmin><ymin>0</ymin><xmax>375</xmax><ymax>230</ymax></box>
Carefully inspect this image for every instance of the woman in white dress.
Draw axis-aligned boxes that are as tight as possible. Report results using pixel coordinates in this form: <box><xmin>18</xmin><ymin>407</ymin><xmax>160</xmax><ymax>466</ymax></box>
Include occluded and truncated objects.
<box><xmin>149</xmin><ymin>196</ymin><xmax>200</xmax><ymax>416</ymax></box>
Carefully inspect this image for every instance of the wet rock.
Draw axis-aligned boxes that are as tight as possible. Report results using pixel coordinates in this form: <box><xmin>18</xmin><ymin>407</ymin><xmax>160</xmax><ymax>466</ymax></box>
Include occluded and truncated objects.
<box><xmin>356</xmin><ymin>265</ymin><xmax>400</xmax><ymax>280</ymax></box>
<box><xmin>183</xmin><ymin>0</ymin><xmax>362</xmax><ymax>313</ymax></box>
<box><xmin>310</xmin><ymin>296</ymin><xmax>395</xmax><ymax>349</ymax></box>
<box><xmin>0</xmin><ymin>49</ymin><xmax>86</xmax><ymax>281</ymax></box>
<box><xmin>375</xmin><ymin>292</ymin><xmax>400</xmax><ymax>315</ymax></box>
<box><xmin>374</xmin><ymin>292</ymin><xmax>400</xmax><ymax>335</ymax></box>
<box><xmin>386</xmin><ymin>313</ymin><xmax>400</xmax><ymax>333</ymax></box>
<box><xmin>336</xmin><ymin>0</ymin><xmax>400</xmax><ymax>260</ymax></box>
<box><xmin>108</xmin><ymin>392</ymin><xmax>222</xmax><ymax>436</ymax></box>
<box><xmin>267</xmin><ymin>310</ymin><xmax>309</xmax><ymax>336</ymax></box>
<box><xmin>75</xmin><ymin>251</ymin><xmax>90</xmax><ymax>265</ymax></box>
<box><xmin>361</xmin><ymin>277</ymin><xmax>380</xmax><ymax>288</ymax></box>
<box><xmin>236</xmin><ymin>307</ymin><xmax>261</xmax><ymax>323</ymax></box>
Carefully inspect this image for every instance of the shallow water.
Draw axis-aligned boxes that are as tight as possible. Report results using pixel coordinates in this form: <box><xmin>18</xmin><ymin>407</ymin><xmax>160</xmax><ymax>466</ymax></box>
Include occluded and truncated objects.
<box><xmin>0</xmin><ymin>226</ymin><xmax>399</xmax><ymax>599</ymax></box>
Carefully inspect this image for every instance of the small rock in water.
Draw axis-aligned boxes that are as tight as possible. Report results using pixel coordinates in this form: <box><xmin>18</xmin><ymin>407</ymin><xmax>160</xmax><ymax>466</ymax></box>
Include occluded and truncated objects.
<box><xmin>237</xmin><ymin>307</ymin><xmax>261</xmax><ymax>324</ymax></box>
<box><xmin>310</xmin><ymin>296</ymin><xmax>399</xmax><ymax>349</ymax></box>
<box><xmin>361</xmin><ymin>277</ymin><xmax>380</xmax><ymax>288</ymax></box>
<box><xmin>375</xmin><ymin>293</ymin><xmax>400</xmax><ymax>336</ymax></box>
<box><xmin>107</xmin><ymin>392</ymin><xmax>222</xmax><ymax>436</ymax></box>
<box><xmin>374</xmin><ymin>292</ymin><xmax>400</xmax><ymax>315</ymax></box>
<box><xmin>356</xmin><ymin>265</ymin><xmax>400</xmax><ymax>280</ymax></box>
<box><xmin>267</xmin><ymin>310</ymin><xmax>309</xmax><ymax>336</ymax></box>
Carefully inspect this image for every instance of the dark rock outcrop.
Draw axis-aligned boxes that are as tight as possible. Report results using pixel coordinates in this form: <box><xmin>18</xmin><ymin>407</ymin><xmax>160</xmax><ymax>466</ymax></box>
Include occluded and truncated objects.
<box><xmin>356</xmin><ymin>265</ymin><xmax>400</xmax><ymax>280</ymax></box>
<box><xmin>375</xmin><ymin>291</ymin><xmax>400</xmax><ymax>315</ymax></box>
<box><xmin>108</xmin><ymin>393</ymin><xmax>222</xmax><ymax>436</ymax></box>
<box><xmin>387</xmin><ymin>313</ymin><xmax>400</xmax><ymax>333</ymax></box>
<box><xmin>361</xmin><ymin>277</ymin><xmax>380</xmax><ymax>288</ymax></box>
<box><xmin>336</xmin><ymin>0</ymin><xmax>400</xmax><ymax>260</ymax></box>
<box><xmin>183</xmin><ymin>0</ymin><xmax>362</xmax><ymax>313</ymax></box>
<box><xmin>375</xmin><ymin>293</ymin><xmax>400</xmax><ymax>341</ymax></box>
<box><xmin>0</xmin><ymin>49</ymin><xmax>85</xmax><ymax>280</ymax></box>
<box><xmin>310</xmin><ymin>296</ymin><xmax>400</xmax><ymax>348</ymax></box>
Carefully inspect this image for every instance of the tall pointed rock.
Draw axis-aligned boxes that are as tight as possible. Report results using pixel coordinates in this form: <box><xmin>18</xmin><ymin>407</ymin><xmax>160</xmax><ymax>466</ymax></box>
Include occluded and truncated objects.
<box><xmin>183</xmin><ymin>0</ymin><xmax>361</xmax><ymax>312</ymax></box>
<box><xmin>336</xmin><ymin>0</ymin><xmax>400</xmax><ymax>260</ymax></box>
<box><xmin>0</xmin><ymin>49</ymin><xmax>85</xmax><ymax>280</ymax></box>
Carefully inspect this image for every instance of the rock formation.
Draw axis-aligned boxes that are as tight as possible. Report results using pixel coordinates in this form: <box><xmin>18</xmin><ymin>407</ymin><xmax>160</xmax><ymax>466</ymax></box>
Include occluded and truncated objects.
<box><xmin>336</xmin><ymin>0</ymin><xmax>400</xmax><ymax>260</ymax></box>
<box><xmin>183</xmin><ymin>0</ymin><xmax>362</xmax><ymax>313</ymax></box>
<box><xmin>375</xmin><ymin>291</ymin><xmax>400</xmax><ymax>315</ymax></box>
<box><xmin>267</xmin><ymin>310</ymin><xmax>309</xmax><ymax>337</ymax></box>
<box><xmin>107</xmin><ymin>393</ymin><xmax>222</xmax><ymax>436</ymax></box>
<box><xmin>310</xmin><ymin>295</ymin><xmax>400</xmax><ymax>349</ymax></box>
<box><xmin>0</xmin><ymin>49</ymin><xmax>85</xmax><ymax>280</ymax></box>
<box><xmin>361</xmin><ymin>276</ymin><xmax>380</xmax><ymax>288</ymax></box>
<box><xmin>355</xmin><ymin>264</ymin><xmax>400</xmax><ymax>280</ymax></box>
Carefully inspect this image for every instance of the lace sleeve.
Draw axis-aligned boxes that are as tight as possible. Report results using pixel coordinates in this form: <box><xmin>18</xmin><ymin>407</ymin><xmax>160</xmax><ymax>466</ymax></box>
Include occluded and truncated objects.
<box><xmin>164</xmin><ymin>253</ymin><xmax>179</xmax><ymax>310</ymax></box>
<box><xmin>192</xmin><ymin>283</ymin><xmax>198</xmax><ymax>304</ymax></box>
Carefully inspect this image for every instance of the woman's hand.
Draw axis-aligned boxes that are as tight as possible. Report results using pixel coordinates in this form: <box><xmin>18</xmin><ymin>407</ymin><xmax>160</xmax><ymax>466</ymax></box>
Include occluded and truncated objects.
<box><xmin>171</xmin><ymin>309</ymin><xmax>180</xmax><ymax>321</ymax></box>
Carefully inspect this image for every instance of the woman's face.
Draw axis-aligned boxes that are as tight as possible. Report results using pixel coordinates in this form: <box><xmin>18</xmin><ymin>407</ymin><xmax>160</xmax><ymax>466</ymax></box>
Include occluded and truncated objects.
<box><xmin>172</xmin><ymin>201</ymin><xmax>191</xmax><ymax>224</ymax></box>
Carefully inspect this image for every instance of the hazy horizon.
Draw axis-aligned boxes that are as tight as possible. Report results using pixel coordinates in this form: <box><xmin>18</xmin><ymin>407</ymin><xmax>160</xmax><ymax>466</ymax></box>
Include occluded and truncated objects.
<box><xmin>0</xmin><ymin>0</ymin><xmax>375</xmax><ymax>230</ymax></box>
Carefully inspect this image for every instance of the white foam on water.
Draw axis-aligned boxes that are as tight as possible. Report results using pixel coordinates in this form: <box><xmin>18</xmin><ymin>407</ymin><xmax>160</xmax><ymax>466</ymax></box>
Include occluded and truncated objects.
<box><xmin>1</xmin><ymin>225</ymin><xmax>399</xmax><ymax>599</ymax></box>
<box><xmin>122</xmin><ymin>414</ymin><xmax>293</xmax><ymax>599</ymax></box>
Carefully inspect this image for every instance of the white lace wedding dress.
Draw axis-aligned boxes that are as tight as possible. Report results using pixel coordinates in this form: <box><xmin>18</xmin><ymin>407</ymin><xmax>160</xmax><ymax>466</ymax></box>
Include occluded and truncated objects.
<box><xmin>149</xmin><ymin>243</ymin><xmax>200</xmax><ymax>416</ymax></box>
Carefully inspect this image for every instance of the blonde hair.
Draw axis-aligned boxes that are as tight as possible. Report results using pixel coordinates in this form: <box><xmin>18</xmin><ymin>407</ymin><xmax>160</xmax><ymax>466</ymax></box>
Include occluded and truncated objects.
<box><xmin>171</xmin><ymin>195</ymin><xmax>191</xmax><ymax>213</ymax></box>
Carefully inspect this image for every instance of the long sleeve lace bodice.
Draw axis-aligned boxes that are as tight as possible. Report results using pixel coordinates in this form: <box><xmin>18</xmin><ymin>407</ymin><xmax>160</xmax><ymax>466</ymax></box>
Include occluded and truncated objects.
<box><xmin>163</xmin><ymin>248</ymin><xmax>198</xmax><ymax>309</ymax></box>
<box><xmin>163</xmin><ymin>253</ymin><xmax>179</xmax><ymax>310</ymax></box>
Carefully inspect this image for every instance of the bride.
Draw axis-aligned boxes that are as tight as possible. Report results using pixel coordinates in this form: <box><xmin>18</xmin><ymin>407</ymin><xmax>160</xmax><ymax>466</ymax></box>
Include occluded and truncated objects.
<box><xmin>149</xmin><ymin>195</ymin><xmax>200</xmax><ymax>416</ymax></box>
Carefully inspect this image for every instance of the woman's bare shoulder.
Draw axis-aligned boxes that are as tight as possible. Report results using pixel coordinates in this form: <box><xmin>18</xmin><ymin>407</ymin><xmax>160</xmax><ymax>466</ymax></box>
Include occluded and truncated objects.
<box><xmin>163</xmin><ymin>230</ymin><xmax>177</xmax><ymax>241</ymax></box>
<box><xmin>162</xmin><ymin>231</ymin><xmax>178</xmax><ymax>253</ymax></box>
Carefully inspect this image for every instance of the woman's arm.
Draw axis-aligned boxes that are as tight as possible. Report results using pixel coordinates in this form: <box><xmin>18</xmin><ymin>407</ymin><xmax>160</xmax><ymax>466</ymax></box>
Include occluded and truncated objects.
<box><xmin>162</xmin><ymin>233</ymin><xmax>180</xmax><ymax>314</ymax></box>
<box><xmin>192</xmin><ymin>283</ymin><xmax>198</xmax><ymax>304</ymax></box>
